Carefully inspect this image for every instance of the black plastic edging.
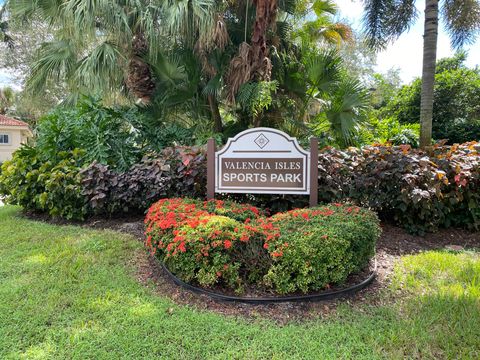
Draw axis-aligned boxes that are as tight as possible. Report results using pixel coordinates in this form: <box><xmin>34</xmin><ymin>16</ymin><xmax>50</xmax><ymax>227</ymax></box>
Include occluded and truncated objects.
<box><xmin>160</xmin><ymin>259</ymin><xmax>377</xmax><ymax>304</ymax></box>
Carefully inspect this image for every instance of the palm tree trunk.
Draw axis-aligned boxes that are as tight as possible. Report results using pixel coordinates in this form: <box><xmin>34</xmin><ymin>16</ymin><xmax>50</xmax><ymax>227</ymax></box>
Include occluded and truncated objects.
<box><xmin>207</xmin><ymin>94</ymin><xmax>223</xmax><ymax>132</ymax></box>
<box><xmin>419</xmin><ymin>0</ymin><xmax>439</xmax><ymax>148</ymax></box>
<box><xmin>126</xmin><ymin>32</ymin><xmax>156</xmax><ymax>104</ymax></box>
<box><xmin>251</xmin><ymin>0</ymin><xmax>277</xmax><ymax>80</ymax></box>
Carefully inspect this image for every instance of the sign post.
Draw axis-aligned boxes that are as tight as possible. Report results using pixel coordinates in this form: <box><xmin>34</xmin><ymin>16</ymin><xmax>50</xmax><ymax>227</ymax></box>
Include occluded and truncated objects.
<box><xmin>207</xmin><ymin>138</ymin><xmax>216</xmax><ymax>200</ymax></box>
<box><xmin>207</xmin><ymin>128</ymin><xmax>318</xmax><ymax>206</ymax></box>
<box><xmin>309</xmin><ymin>137</ymin><xmax>319</xmax><ymax>207</ymax></box>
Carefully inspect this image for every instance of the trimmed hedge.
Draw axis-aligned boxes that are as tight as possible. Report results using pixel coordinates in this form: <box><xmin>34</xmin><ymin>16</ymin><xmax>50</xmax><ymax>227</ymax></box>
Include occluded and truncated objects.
<box><xmin>145</xmin><ymin>198</ymin><xmax>380</xmax><ymax>294</ymax></box>
<box><xmin>80</xmin><ymin>146</ymin><xmax>206</xmax><ymax>215</ymax></box>
<box><xmin>317</xmin><ymin>143</ymin><xmax>480</xmax><ymax>233</ymax></box>
<box><xmin>1</xmin><ymin>142</ymin><xmax>479</xmax><ymax>233</ymax></box>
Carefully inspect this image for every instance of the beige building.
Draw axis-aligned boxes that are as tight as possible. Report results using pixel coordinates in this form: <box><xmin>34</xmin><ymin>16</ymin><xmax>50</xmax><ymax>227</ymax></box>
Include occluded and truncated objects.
<box><xmin>0</xmin><ymin>114</ymin><xmax>33</xmax><ymax>162</ymax></box>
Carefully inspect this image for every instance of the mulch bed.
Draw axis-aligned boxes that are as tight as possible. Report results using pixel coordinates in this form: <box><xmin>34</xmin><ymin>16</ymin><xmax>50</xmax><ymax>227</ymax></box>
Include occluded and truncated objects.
<box><xmin>21</xmin><ymin>211</ymin><xmax>480</xmax><ymax>323</ymax></box>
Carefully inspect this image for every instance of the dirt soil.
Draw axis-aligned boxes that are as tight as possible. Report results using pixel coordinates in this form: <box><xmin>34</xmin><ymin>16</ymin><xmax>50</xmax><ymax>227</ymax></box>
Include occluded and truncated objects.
<box><xmin>22</xmin><ymin>212</ymin><xmax>480</xmax><ymax>323</ymax></box>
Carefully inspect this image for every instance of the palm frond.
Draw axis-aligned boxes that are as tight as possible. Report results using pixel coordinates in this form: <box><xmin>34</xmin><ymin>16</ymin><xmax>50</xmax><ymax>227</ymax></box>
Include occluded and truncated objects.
<box><xmin>362</xmin><ymin>0</ymin><xmax>394</xmax><ymax>48</ymax></box>
<box><xmin>27</xmin><ymin>39</ymin><xmax>77</xmax><ymax>93</ymax></box>
<box><xmin>74</xmin><ymin>41</ymin><xmax>126</xmax><ymax>93</ymax></box>
<box><xmin>277</xmin><ymin>0</ymin><xmax>297</xmax><ymax>15</ymax></box>
<box><xmin>237</xmin><ymin>81</ymin><xmax>279</xmax><ymax>116</ymax></box>
<box><xmin>150</xmin><ymin>51</ymin><xmax>187</xmax><ymax>84</ymax></box>
<box><xmin>161</xmin><ymin>0</ymin><xmax>215</xmax><ymax>46</ymax></box>
<box><xmin>305</xmin><ymin>49</ymin><xmax>342</xmax><ymax>93</ymax></box>
<box><xmin>362</xmin><ymin>0</ymin><xmax>417</xmax><ymax>49</ymax></box>
<box><xmin>442</xmin><ymin>0</ymin><xmax>480</xmax><ymax>48</ymax></box>
<box><xmin>324</xmin><ymin>76</ymin><xmax>370</xmax><ymax>146</ymax></box>
<box><xmin>202</xmin><ymin>73</ymin><xmax>222</xmax><ymax>97</ymax></box>
<box><xmin>312</xmin><ymin>0</ymin><xmax>338</xmax><ymax>16</ymax></box>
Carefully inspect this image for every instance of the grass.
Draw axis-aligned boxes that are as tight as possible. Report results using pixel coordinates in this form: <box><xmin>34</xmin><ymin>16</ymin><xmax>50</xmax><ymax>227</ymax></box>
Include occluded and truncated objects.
<box><xmin>0</xmin><ymin>205</ymin><xmax>479</xmax><ymax>359</ymax></box>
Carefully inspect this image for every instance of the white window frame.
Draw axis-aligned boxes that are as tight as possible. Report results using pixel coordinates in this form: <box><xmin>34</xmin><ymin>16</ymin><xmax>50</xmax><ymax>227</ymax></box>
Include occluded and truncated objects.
<box><xmin>0</xmin><ymin>133</ymin><xmax>11</xmax><ymax>145</ymax></box>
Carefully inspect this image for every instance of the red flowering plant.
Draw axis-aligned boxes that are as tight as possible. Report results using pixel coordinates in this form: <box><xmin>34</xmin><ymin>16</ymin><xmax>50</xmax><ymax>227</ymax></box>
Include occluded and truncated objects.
<box><xmin>145</xmin><ymin>198</ymin><xmax>270</xmax><ymax>291</ymax></box>
<box><xmin>145</xmin><ymin>198</ymin><xmax>380</xmax><ymax>294</ymax></box>
<box><xmin>144</xmin><ymin>198</ymin><xmax>209</xmax><ymax>254</ymax></box>
<box><xmin>164</xmin><ymin>215</ymin><xmax>269</xmax><ymax>290</ymax></box>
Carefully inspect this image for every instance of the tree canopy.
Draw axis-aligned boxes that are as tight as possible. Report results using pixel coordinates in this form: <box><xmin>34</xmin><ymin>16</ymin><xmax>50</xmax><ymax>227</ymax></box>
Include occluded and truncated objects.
<box><xmin>379</xmin><ymin>52</ymin><xmax>480</xmax><ymax>143</ymax></box>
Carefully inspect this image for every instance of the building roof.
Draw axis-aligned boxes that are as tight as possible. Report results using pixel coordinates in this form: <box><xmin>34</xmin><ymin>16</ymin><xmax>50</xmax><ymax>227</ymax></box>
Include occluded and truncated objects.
<box><xmin>0</xmin><ymin>114</ymin><xmax>29</xmax><ymax>127</ymax></box>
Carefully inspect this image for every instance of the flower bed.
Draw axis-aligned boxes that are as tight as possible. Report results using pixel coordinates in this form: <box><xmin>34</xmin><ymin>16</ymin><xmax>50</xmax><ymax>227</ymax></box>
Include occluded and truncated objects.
<box><xmin>145</xmin><ymin>198</ymin><xmax>381</xmax><ymax>295</ymax></box>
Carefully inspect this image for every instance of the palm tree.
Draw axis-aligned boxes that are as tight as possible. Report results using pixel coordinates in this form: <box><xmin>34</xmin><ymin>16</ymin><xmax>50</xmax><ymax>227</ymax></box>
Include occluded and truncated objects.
<box><xmin>362</xmin><ymin>0</ymin><xmax>480</xmax><ymax>148</ymax></box>
<box><xmin>8</xmin><ymin>0</ymin><xmax>216</xmax><ymax>104</ymax></box>
<box><xmin>294</xmin><ymin>0</ymin><xmax>353</xmax><ymax>46</ymax></box>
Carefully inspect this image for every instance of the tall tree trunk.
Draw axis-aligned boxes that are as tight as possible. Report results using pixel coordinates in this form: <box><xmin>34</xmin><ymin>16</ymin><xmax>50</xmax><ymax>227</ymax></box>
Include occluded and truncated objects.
<box><xmin>207</xmin><ymin>94</ymin><xmax>223</xmax><ymax>132</ymax></box>
<box><xmin>251</xmin><ymin>0</ymin><xmax>277</xmax><ymax>80</ymax></box>
<box><xmin>419</xmin><ymin>0</ymin><xmax>438</xmax><ymax>148</ymax></box>
<box><xmin>126</xmin><ymin>32</ymin><xmax>156</xmax><ymax>104</ymax></box>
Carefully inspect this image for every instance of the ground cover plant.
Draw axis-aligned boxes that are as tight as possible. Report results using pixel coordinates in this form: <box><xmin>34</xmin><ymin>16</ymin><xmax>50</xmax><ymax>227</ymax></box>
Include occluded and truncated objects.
<box><xmin>0</xmin><ymin>205</ymin><xmax>479</xmax><ymax>358</ymax></box>
<box><xmin>144</xmin><ymin>198</ymin><xmax>381</xmax><ymax>294</ymax></box>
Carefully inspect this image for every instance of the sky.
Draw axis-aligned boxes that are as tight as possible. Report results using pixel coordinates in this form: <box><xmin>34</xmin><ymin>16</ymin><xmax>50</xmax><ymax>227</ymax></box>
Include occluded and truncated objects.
<box><xmin>1</xmin><ymin>0</ymin><xmax>479</xmax><ymax>87</ymax></box>
<box><xmin>336</xmin><ymin>0</ymin><xmax>480</xmax><ymax>83</ymax></box>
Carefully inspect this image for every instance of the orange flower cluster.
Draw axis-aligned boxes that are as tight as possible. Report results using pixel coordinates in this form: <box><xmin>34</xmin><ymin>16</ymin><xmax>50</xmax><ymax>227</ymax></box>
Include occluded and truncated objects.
<box><xmin>144</xmin><ymin>198</ymin><xmax>266</xmax><ymax>258</ymax></box>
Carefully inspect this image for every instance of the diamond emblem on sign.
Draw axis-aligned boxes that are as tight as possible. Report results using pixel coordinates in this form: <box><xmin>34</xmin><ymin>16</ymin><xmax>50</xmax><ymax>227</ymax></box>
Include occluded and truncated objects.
<box><xmin>254</xmin><ymin>133</ymin><xmax>270</xmax><ymax>149</ymax></box>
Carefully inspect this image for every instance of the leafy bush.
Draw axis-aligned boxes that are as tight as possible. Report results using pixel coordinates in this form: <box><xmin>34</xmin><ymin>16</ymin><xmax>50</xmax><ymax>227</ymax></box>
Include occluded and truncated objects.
<box><xmin>317</xmin><ymin>142</ymin><xmax>480</xmax><ymax>234</ymax></box>
<box><xmin>126</xmin><ymin>116</ymin><xmax>196</xmax><ymax>153</ymax></box>
<box><xmin>390</xmin><ymin>128</ymin><xmax>419</xmax><ymax>147</ymax></box>
<box><xmin>145</xmin><ymin>198</ymin><xmax>269</xmax><ymax>291</ymax></box>
<box><xmin>358</xmin><ymin>116</ymin><xmax>420</xmax><ymax>147</ymax></box>
<box><xmin>160</xmin><ymin>145</ymin><xmax>207</xmax><ymax>199</ymax></box>
<box><xmin>36</xmin><ymin>97</ymin><xmax>141</xmax><ymax>171</ymax></box>
<box><xmin>80</xmin><ymin>157</ymin><xmax>171</xmax><ymax>215</ymax></box>
<box><xmin>0</xmin><ymin>146</ymin><xmax>87</xmax><ymax>220</ymax></box>
<box><xmin>4</xmin><ymin>137</ymin><xmax>478</xmax><ymax>236</ymax></box>
<box><xmin>263</xmin><ymin>205</ymin><xmax>380</xmax><ymax>294</ymax></box>
<box><xmin>80</xmin><ymin>146</ymin><xmax>206</xmax><ymax>215</ymax></box>
<box><xmin>145</xmin><ymin>198</ymin><xmax>380</xmax><ymax>294</ymax></box>
<box><xmin>379</xmin><ymin>54</ymin><xmax>480</xmax><ymax>144</ymax></box>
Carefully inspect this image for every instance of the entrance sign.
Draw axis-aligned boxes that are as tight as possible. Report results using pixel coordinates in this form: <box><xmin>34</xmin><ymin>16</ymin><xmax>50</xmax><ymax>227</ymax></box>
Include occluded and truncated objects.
<box><xmin>207</xmin><ymin>128</ymin><xmax>319</xmax><ymax>206</ymax></box>
<box><xmin>216</xmin><ymin>128</ymin><xmax>309</xmax><ymax>194</ymax></box>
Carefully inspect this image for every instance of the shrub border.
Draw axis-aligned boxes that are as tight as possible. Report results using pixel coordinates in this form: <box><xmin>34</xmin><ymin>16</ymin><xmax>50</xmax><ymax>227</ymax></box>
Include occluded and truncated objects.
<box><xmin>159</xmin><ymin>257</ymin><xmax>377</xmax><ymax>304</ymax></box>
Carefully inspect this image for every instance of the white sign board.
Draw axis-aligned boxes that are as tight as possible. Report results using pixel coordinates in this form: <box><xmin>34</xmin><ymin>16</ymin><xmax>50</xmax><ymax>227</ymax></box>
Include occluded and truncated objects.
<box><xmin>215</xmin><ymin>128</ymin><xmax>311</xmax><ymax>194</ymax></box>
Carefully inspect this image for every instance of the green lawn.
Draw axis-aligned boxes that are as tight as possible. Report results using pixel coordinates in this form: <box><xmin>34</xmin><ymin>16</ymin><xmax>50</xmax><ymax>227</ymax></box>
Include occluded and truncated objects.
<box><xmin>0</xmin><ymin>206</ymin><xmax>479</xmax><ymax>359</ymax></box>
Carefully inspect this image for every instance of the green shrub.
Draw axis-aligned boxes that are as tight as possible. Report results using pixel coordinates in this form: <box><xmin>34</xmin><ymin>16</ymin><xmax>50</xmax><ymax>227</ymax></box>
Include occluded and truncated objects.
<box><xmin>166</xmin><ymin>215</ymin><xmax>267</xmax><ymax>290</ymax></box>
<box><xmin>145</xmin><ymin>198</ymin><xmax>380</xmax><ymax>294</ymax></box>
<box><xmin>358</xmin><ymin>116</ymin><xmax>420</xmax><ymax>147</ymax></box>
<box><xmin>145</xmin><ymin>198</ymin><xmax>269</xmax><ymax>291</ymax></box>
<box><xmin>4</xmin><ymin>137</ymin><xmax>479</xmax><ymax>236</ymax></box>
<box><xmin>0</xmin><ymin>146</ymin><xmax>45</xmax><ymax>210</ymax></box>
<box><xmin>379</xmin><ymin>54</ymin><xmax>480</xmax><ymax>144</ymax></box>
<box><xmin>80</xmin><ymin>157</ymin><xmax>171</xmax><ymax>215</ymax></box>
<box><xmin>0</xmin><ymin>147</ymin><xmax>87</xmax><ymax>220</ymax></box>
<box><xmin>161</xmin><ymin>145</ymin><xmax>207</xmax><ymax>199</ymax></box>
<box><xmin>317</xmin><ymin>142</ymin><xmax>480</xmax><ymax>234</ymax></box>
<box><xmin>36</xmin><ymin>97</ymin><xmax>141</xmax><ymax>171</ymax></box>
<box><xmin>263</xmin><ymin>205</ymin><xmax>380</xmax><ymax>294</ymax></box>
